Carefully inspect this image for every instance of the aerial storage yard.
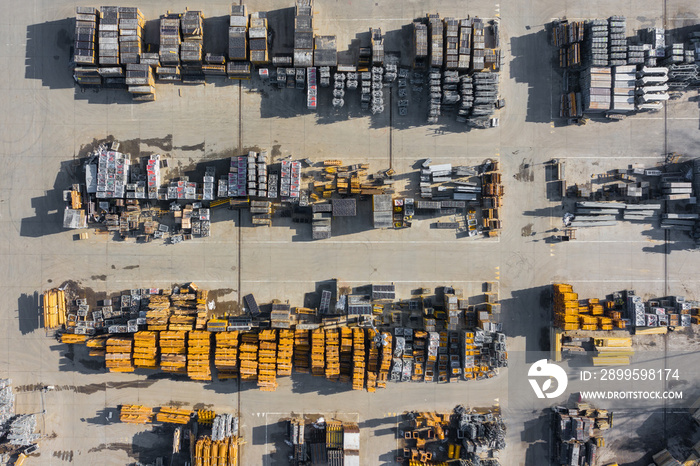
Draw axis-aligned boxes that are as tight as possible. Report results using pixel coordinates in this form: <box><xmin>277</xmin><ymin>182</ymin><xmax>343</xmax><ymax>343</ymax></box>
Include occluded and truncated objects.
<box><xmin>2</xmin><ymin>0</ymin><xmax>700</xmax><ymax>465</ymax></box>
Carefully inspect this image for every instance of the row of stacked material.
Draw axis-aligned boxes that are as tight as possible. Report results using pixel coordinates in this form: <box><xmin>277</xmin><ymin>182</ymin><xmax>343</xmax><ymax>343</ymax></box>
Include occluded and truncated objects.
<box><xmin>119</xmin><ymin>405</ymin><xmax>191</xmax><ymax>424</ymax></box>
<box><xmin>554</xmin><ymin>284</ymin><xmax>625</xmax><ymax>330</ymax></box>
<box><xmin>43</xmin><ymin>289</ymin><xmax>67</xmax><ymax>329</ymax></box>
<box><xmin>194</xmin><ymin>436</ymin><xmax>238</xmax><ymax>466</ymax></box>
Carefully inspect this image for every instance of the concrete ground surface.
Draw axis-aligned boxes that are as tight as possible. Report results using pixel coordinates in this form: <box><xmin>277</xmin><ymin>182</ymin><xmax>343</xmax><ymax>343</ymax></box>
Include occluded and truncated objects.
<box><xmin>1</xmin><ymin>0</ymin><xmax>700</xmax><ymax>464</ymax></box>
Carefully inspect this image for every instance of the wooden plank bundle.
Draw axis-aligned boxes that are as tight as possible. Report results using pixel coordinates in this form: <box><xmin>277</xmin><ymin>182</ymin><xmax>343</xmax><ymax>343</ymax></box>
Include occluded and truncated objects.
<box><xmin>324</xmin><ymin>329</ymin><xmax>340</xmax><ymax>380</ymax></box>
<box><xmin>276</xmin><ymin>329</ymin><xmax>294</xmax><ymax>376</ymax></box>
<box><xmin>160</xmin><ymin>331</ymin><xmax>187</xmax><ymax>373</ymax></box>
<box><xmin>311</xmin><ymin>329</ymin><xmax>325</xmax><ymax>376</ymax></box>
<box><xmin>293</xmin><ymin>330</ymin><xmax>310</xmax><ymax>373</ymax></box>
<box><xmin>120</xmin><ymin>404</ymin><xmax>153</xmax><ymax>424</ymax></box>
<box><xmin>105</xmin><ymin>336</ymin><xmax>134</xmax><ymax>372</ymax></box>
<box><xmin>187</xmin><ymin>331</ymin><xmax>211</xmax><ymax>381</ymax></box>
<box><xmin>156</xmin><ymin>407</ymin><xmax>192</xmax><ymax>424</ymax></box>
<box><xmin>239</xmin><ymin>332</ymin><xmax>258</xmax><ymax>381</ymax></box>
<box><xmin>258</xmin><ymin>330</ymin><xmax>278</xmax><ymax>391</ymax></box>
<box><xmin>214</xmin><ymin>331</ymin><xmax>239</xmax><ymax>379</ymax></box>
<box><xmin>133</xmin><ymin>331</ymin><xmax>159</xmax><ymax>368</ymax></box>
<box><xmin>352</xmin><ymin>328</ymin><xmax>365</xmax><ymax>390</ymax></box>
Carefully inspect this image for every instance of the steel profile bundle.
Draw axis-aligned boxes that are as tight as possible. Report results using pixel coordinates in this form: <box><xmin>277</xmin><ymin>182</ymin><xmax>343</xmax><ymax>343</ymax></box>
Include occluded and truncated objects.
<box><xmin>159</xmin><ymin>331</ymin><xmax>187</xmax><ymax>373</ymax></box>
<box><xmin>294</xmin><ymin>329</ymin><xmax>311</xmax><ymax>373</ymax></box>
<box><xmin>133</xmin><ymin>331</ymin><xmax>159</xmax><ymax>368</ymax></box>
<box><xmin>118</xmin><ymin>7</ymin><xmax>144</xmax><ymax>65</ymax></box>
<box><xmin>120</xmin><ymin>404</ymin><xmax>153</xmax><ymax>424</ymax></box>
<box><xmin>105</xmin><ymin>336</ymin><xmax>134</xmax><ymax>372</ymax></box>
<box><xmin>214</xmin><ymin>331</ymin><xmax>239</xmax><ymax>379</ymax></box>
<box><xmin>239</xmin><ymin>332</ymin><xmax>259</xmax><ymax>381</ymax></box>
<box><xmin>74</xmin><ymin>7</ymin><xmax>98</xmax><ymax>66</ymax></box>
<box><xmin>352</xmin><ymin>328</ymin><xmax>365</xmax><ymax>390</ymax></box>
<box><xmin>156</xmin><ymin>407</ymin><xmax>192</xmax><ymax>424</ymax></box>
<box><xmin>277</xmin><ymin>329</ymin><xmax>294</xmax><ymax>376</ymax></box>
<box><xmin>186</xmin><ymin>330</ymin><xmax>212</xmax><ymax>381</ymax></box>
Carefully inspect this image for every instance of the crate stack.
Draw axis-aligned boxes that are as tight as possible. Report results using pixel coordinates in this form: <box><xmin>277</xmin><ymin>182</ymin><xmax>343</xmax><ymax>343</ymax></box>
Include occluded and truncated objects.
<box><xmin>187</xmin><ymin>331</ymin><xmax>211</xmax><ymax>381</ymax></box>
<box><xmin>294</xmin><ymin>0</ymin><xmax>314</xmax><ymax>67</ymax></box>
<box><xmin>608</xmin><ymin>16</ymin><xmax>627</xmax><ymax>66</ymax></box>
<box><xmin>160</xmin><ymin>331</ymin><xmax>187</xmax><ymax>374</ymax></box>
<box><xmin>118</xmin><ymin>7</ymin><xmax>144</xmax><ymax>65</ymax></box>
<box><xmin>611</xmin><ymin>65</ymin><xmax>635</xmax><ymax>113</ymax></box>
<box><xmin>428</xmin><ymin>14</ymin><xmax>443</xmax><ymax>68</ymax></box>
<box><xmin>126</xmin><ymin>64</ymin><xmax>155</xmax><ymax>101</ymax></box>
<box><xmin>105</xmin><ymin>336</ymin><xmax>134</xmax><ymax>372</ymax></box>
<box><xmin>377</xmin><ymin>332</ymin><xmax>392</xmax><ymax>388</ymax></box>
<box><xmin>587</xmin><ymin>19</ymin><xmax>609</xmax><ymax>67</ymax></box>
<box><xmin>413</xmin><ymin>22</ymin><xmax>428</xmax><ymax>67</ymax></box>
<box><xmin>239</xmin><ymin>332</ymin><xmax>259</xmax><ymax>381</ymax></box>
<box><xmin>181</xmin><ymin>10</ymin><xmax>204</xmax><ymax>83</ymax></box>
<box><xmin>553</xmin><ymin>284</ymin><xmax>580</xmax><ymax>330</ymax></box>
<box><xmin>74</xmin><ymin>7</ymin><xmax>98</xmax><ymax>66</ymax></box>
<box><xmin>457</xmin><ymin>19</ymin><xmax>472</xmax><ymax>70</ymax></box>
<box><xmin>249</xmin><ymin>12</ymin><xmax>269</xmax><ymax>64</ymax></box>
<box><xmin>257</xmin><ymin>330</ymin><xmax>278</xmax><ymax>391</ymax></box>
<box><xmin>214</xmin><ymin>331</ymin><xmax>239</xmax><ymax>380</ymax></box>
<box><xmin>581</xmin><ymin>67</ymin><xmax>611</xmax><ymax>112</ymax></box>
<box><xmin>352</xmin><ymin>328</ymin><xmax>365</xmax><ymax>390</ymax></box>
<box><xmin>277</xmin><ymin>329</ymin><xmax>294</xmax><ymax>376</ymax></box>
<box><xmin>324</xmin><ymin>329</ymin><xmax>340</xmax><ymax>381</ymax></box>
<box><xmin>133</xmin><ymin>331</ymin><xmax>159</xmax><ymax>369</ymax></box>
<box><xmin>310</xmin><ymin>329</ymin><xmax>325</xmax><ymax>376</ymax></box>
<box><xmin>159</xmin><ymin>14</ymin><xmax>181</xmax><ymax>78</ymax></box>
<box><xmin>146</xmin><ymin>295</ymin><xmax>170</xmax><ymax>330</ymax></box>
<box><xmin>293</xmin><ymin>329</ymin><xmax>310</xmax><ymax>373</ymax></box>
<box><xmin>98</xmin><ymin>7</ymin><xmax>119</xmax><ymax>65</ymax></box>
<box><xmin>443</xmin><ymin>18</ymin><xmax>459</xmax><ymax>69</ymax></box>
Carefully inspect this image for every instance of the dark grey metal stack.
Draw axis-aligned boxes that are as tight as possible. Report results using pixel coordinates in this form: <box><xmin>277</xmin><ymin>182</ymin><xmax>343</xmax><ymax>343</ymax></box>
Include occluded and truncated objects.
<box><xmin>587</xmin><ymin>19</ymin><xmax>609</xmax><ymax>66</ymax></box>
<box><xmin>427</xmin><ymin>68</ymin><xmax>441</xmax><ymax>123</ymax></box>
<box><xmin>98</xmin><ymin>7</ymin><xmax>120</xmax><ymax>65</ymax></box>
<box><xmin>74</xmin><ymin>7</ymin><xmax>98</xmax><ymax>65</ymax></box>
<box><xmin>428</xmin><ymin>14</ymin><xmax>443</xmax><ymax>68</ymax></box>
<box><xmin>444</xmin><ymin>18</ymin><xmax>459</xmax><ymax>69</ymax></box>
<box><xmin>294</xmin><ymin>0</ymin><xmax>313</xmax><ymax>67</ymax></box>
<box><xmin>118</xmin><ymin>7</ymin><xmax>144</xmax><ymax>65</ymax></box>
<box><xmin>314</xmin><ymin>36</ymin><xmax>337</xmax><ymax>67</ymax></box>
<box><xmin>608</xmin><ymin>16</ymin><xmax>627</xmax><ymax>66</ymax></box>
<box><xmin>159</xmin><ymin>14</ymin><xmax>181</xmax><ymax>69</ymax></box>
<box><xmin>249</xmin><ymin>12</ymin><xmax>269</xmax><ymax>64</ymax></box>
<box><xmin>181</xmin><ymin>11</ymin><xmax>204</xmax><ymax>83</ymax></box>
<box><xmin>371</xmin><ymin>28</ymin><xmax>384</xmax><ymax>64</ymax></box>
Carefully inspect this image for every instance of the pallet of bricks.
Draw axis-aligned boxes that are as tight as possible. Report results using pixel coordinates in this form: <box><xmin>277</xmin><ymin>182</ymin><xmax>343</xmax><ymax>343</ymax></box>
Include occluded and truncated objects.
<box><xmin>187</xmin><ymin>331</ymin><xmax>212</xmax><ymax>381</ymax></box>
<box><xmin>258</xmin><ymin>330</ymin><xmax>278</xmax><ymax>391</ymax></box>
<box><xmin>73</xmin><ymin>7</ymin><xmax>100</xmax><ymax>86</ymax></box>
<box><xmin>214</xmin><ymin>331</ymin><xmax>239</xmax><ymax>379</ymax></box>
<box><xmin>105</xmin><ymin>336</ymin><xmax>134</xmax><ymax>372</ymax></box>
<box><xmin>239</xmin><ymin>332</ymin><xmax>259</xmax><ymax>382</ymax></box>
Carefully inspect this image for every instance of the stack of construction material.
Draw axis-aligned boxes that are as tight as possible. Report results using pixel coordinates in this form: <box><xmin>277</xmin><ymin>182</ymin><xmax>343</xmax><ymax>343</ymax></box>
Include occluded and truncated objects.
<box><xmin>458</xmin><ymin>19</ymin><xmax>472</xmax><ymax>70</ymax></box>
<box><xmin>105</xmin><ymin>336</ymin><xmax>134</xmax><ymax>372</ymax></box>
<box><xmin>311</xmin><ymin>329</ymin><xmax>325</xmax><ymax>376</ymax></box>
<box><xmin>228</xmin><ymin>156</ymin><xmax>247</xmax><ymax>197</ymax></box>
<box><xmin>74</xmin><ymin>7</ymin><xmax>98</xmax><ymax>66</ymax></box>
<box><xmin>663</xmin><ymin>181</ymin><xmax>693</xmax><ymax>201</ymax></box>
<box><xmin>239</xmin><ymin>332</ymin><xmax>259</xmax><ymax>381</ymax></box>
<box><xmin>195</xmin><ymin>289</ymin><xmax>209</xmax><ymax>329</ymax></box>
<box><xmin>118</xmin><ymin>7</ymin><xmax>144</xmax><ymax>65</ymax></box>
<box><xmin>352</xmin><ymin>328</ymin><xmax>365</xmax><ymax>390</ymax></box>
<box><xmin>588</xmin><ymin>19</ymin><xmax>609</xmax><ymax>66</ymax></box>
<box><xmin>133</xmin><ymin>331</ymin><xmax>158</xmax><ymax>368</ymax></box>
<box><xmin>146</xmin><ymin>155</ymin><xmax>161</xmax><ymax>199</ymax></box>
<box><xmin>43</xmin><ymin>289</ymin><xmax>67</xmax><ymax>329</ymax></box>
<box><xmin>214</xmin><ymin>332</ymin><xmax>239</xmax><ymax>379</ymax></box>
<box><xmin>74</xmin><ymin>65</ymin><xmax>102</xmax><ymax>87</ymax></box>
<box><xmin>427</xmin><ymin>68</ymin><xmax>441</xmax><ymax>123</ymax></box>
<box><xmin>293</xmin><ymin>329</ymin><xmax>310</xmax><ymax>373</ymax></box>
<box><xmin>120</xmin><ymin>405</ymin><xmax>153</xmax><ymax>424</ymax></box>
<box><xmin>195</xmin><ymin>436</ymin><xmax>239</xmax><ymax>466</ymax></box>
<box><xmin>413</xmin><ymin>22</ymin><xmax>428</xmax><ymax>67</ymax></box>
<box><xmin>442</xmin><ymin>70</ymin><xmax>460</xmax><ymax>106</ymax></box>
<box><xmin>377</xmin><ymin>332</ymin><xmax>392</xmax><ymax>388</ymax></box>
<box><xmin>147</xmin><ymin>295</ymin><xmax>170</xmax><ymax>330</ymax></box>
<box><xmin>294</xmin><ymin>0</ymin><xmax>314</xmax><ymax>67</ymax></box>
<box><xmin>553</xmin><ymin>284</ymin><xmax>580</xmax><ymax>330</ymax></box>
<box><xmin>86</xmin><ymin>337</ymin><xmax>108</xmax><ymax>357</ymax></box>
<box><xmin>258</xmin><ymin>330</ymin><xmax>278</xmax><ymax>391</ymax></box>
<box><xmin>314</xmin><ymin>35</ymin><xmax>337</xmax><ymax>67</ymax></box>
<box><xmin>156</xmin><ymin>64</ymin><xmax>181</xmax><ymax>82</ymax></box>
<box><xmin>246</xmin><ymin>152</ymin><xmax>258</xmax><ymax>197</ymax></box>
<box><xmin>444</xmin><ymin>18</ymin><xmax>459</xmax><ymax>69</ymax></box>
<box><xmin>159</xmin><ymin>14</ymin><xmax>181</xmax><ymax>68</ymax></box>
<box><xmin>339</xmin><ymin>327</ymin><xmax>353</xmax><ymax>383</ymax></box>
<box><xmin>608</xmin><ymin>16</ymin><xmax>627</xmax><ymax>66</ymax></box>
<box><xmin>99</xmin><ymin>7</ymin><xmax>120</xmax><ymax>65</ymax></box>
<box><xmin>229</xmin><ymin>5</ymin><xmax>247</xmax><ymax>62</ymax></box>
<box><xmin>365</xmin><ymin>330</ymin><xmax>379</xmax><ymax>392</ymax></box>
<box><xmin>428</xmin><ymin>14</ymin><xmax>443</xmax><ymax>68</ymax></box>
<box><xmin>582</xmin><ymin>67</ymin><xmax>611</xmax><ymax>112</ymax></box>
<box><xmin>371</xmin><ymin>28</ymin><xmax>384</xmax><ymax>64</ymax></box>
<box><xmin>280</xmin><ymin>161</ymin><xmax>301</xmax><ymax>200</ymax></box>
<box><xmin>636</xmin><ymin>66</ymin><xmax>669</xmax><ymax>110</ymax></box>
<box><xmin>187</xmin><ymin>331</ymin><xmax>211</xmax><ymax>381</ymax></box>
<box><xmin>309</xmin><ymin>67</ymin><xmax>320</xmax><ymax>109</ymax></box>
<box><xmin>181</xmin><ymin>10</ymin><xmax>204</xmax><ymax>82</ymax></box>
<box><xmin>325</xmin><ymin>329</ymin><xmax>340</xmax><ymax>380</ymax></box>
<box><xmin>370</xmin><ymin>66</ymin><xmax>384</xmax><ymax>114</ymax></box>
<box><xmin>62</xmin><ymin>333</ymin><xmax>88</xmax><ymax>344</ymax></box>
<box><xmin>277</xmin><ymin>329</ymin><xmax>294</xmax><ymax>376</ymax></box>
<box><xmin>126</xmin><ymin>64</ymin><xmax>155</xmax><ymax>101</ymax></box>
<box><xmin>372</xmin><ymin>194</ymin><xmax>393</xmax><ymax>228</ymax></box>
<box><xmin>471</xmin><ymin>18</ymin><xmax>485</xmax><ymax>70</ymax></box>
<box><xmin>468</xmin><ymin>71</ymin><xmax>498</xmax><ymax>127</ymax></box>
<box><xmin>611</xmin><ymin>65</ymin><xmax>635</xmax><ymax>112</ymax></box>
<box><xmin>160</xmin><ymin>331</ymin><xmax>187</xmax><ymax>374</ymax></box>
<box><xmin>249</xmin><ymin>12</ymin><xmax>269</xmax><ymax>64</ymax></box>
<box><xmin>203</xmin><ymin>54</ymin><xmax>226</xmax><ymax>76</ymax></box>
<box><xmin>156</xmin><ymin>407</ymin><xmax>192</xmax><ymax>424</ymax></box>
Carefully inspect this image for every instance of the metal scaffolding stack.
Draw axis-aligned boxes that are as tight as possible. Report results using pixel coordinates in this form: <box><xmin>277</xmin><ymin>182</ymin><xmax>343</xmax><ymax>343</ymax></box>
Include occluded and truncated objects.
<box><xmin>120</xmin><ymin>405</ymin><xmax>153</xmax><ymax>424</ymax></box>
<box><xmin>324</xmin><ymin>329</ymin><xmax>340</xmax><ymax>380</ymax></box>
<box><xmin>428</xmin><ymin>14</ymin><xmax>443</xmax><ymax>68</ymax></box>
<box><xmin>0</xmin><ymin>379</ymin><xmax>14</xmax><ymax>437</ymax></box>
<box><xmin>444</xmin><ymin>18</ymin><xmax>459</xmax><ymax>69</ymax></box>
<box><xmin>458</xmin><ymin>19</ymin><xmax>472</xmax><ymax>70</ymax></box>
<box><xmin>98</xmin><ymin>7</ymin><xmax>120</xmax><ymax>65</ymax></box>
<box><xmin>181</xmin><ymin>10</ymin><xmax>205</xmax><ymax>83</ymax></box>
<box><xmin>608</xmin><ymin>16</ymin><xmax>627</xmax><ymax>66</ymax></box>
<box><xmin>239</xmin><ymin>332</ymin><xmax>259</xmax><ymax>381</ymax></box>
<box><xmin>294</xmin><ymin>329</ymin><xmax>311</xmax><ymax>373</ymax></box>
<box><xmin>160</xmin><ymin>331</ymin><xmax>187</xmax><ymax>374</ymax></box>
<box><xmin>229</xmin><ymin>156</ymin><xmax>247</xmax><ymax>197</ymax></box>
<box><xmin>126</xmin><ymin>63</ymin><xmax>156</xmax><ymax>101</ymax></box>
<box><xmin>277</xmin><ymin>329</ymin><xmax>294</xmax><ymax>376</ymax></box>
<box><xmin>7</xmin><ymin>414</ymin><xmax>39</xmax><ymax>447</ymax></box>
<box><xmin>471</xmin><ymin>18</ymin><xmax>485</xmax><ymax>70</ymax></box>
<box><xmin>588</xmin><ymin>19</ymin><xmax>609</xmax><ymax>67</ymax></box>
<box><xmin>311</xmin><ymin>328</ymin><xmax>325</xmax><ymax>376</ymax></box>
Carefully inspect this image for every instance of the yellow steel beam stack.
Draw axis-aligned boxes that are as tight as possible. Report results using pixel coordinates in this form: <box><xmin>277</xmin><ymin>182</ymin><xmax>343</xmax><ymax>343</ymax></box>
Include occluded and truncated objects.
<box><xmin>133</xmin><ymin>331</ymin><xmax>159</xmax><ymax>369</ymax></box>
<box><xmin>293</xmin><ymin>330</ymin><xmax>310</xmax><ymax>373</ymax></box>
<box><xmin>105</xmin><ymin>336</ymin><xmax>134</xmax><ymax>372</ymax></box>
<box><xmin>339</xmin><ymin>327</ymin><xmax>353</xmax><ymax>384</ymax></box>
<box><xmin>311</xmin><ymin>329</ymin><xmax>325</xmax><ymax>377</ymax></box>
<box><xmin>86</xmin><ymin>336</ymin><xmax>108</xmax><ymax>357</ymax></box>
<box><xmin>169</xmin><ymin>314</ymin><xmax>196</xmax><ymax>331</ymax></box>
<box><xmin>120</xmin><ymin>405</ymin><xmax>153</xmax><ymax>424</ymax></box>
<box><xmin>553</xmin><ymin>284</ymin><xmax>580</xmax><ymax>330</ymax></box>
<box><xmin>187</xmin><ymin>331</ymin><xmax>212</xmax><ymax>381</ymax></box>
<box><xmin>61</xmin><ymin>333</ymin><xmax>87</xmax><ymax>344</ymax></box>
<box><xmin>257</xmin><ymin>329</ymin><xmax>278</xmax><ymax>391</ymax></box>
<box><xmin>214</xmin><ymin>331</ymin><xmax>239</xmax><ymax>380</ymax></box>
<box><xmin>239</xmin><ymin>332</ymin><xmax>259</xmax><ymax>382</ymax></box>
<box><xmin>147</xmin><ymin>294</ymin><xmax>170</xmax><ymax>331</ymax></box>
<box><xmin>377</xmin><ymin>332</ymin><xmax>392</xmax><ymax>389</ymax></box>
<box><xmin>325</xmin><ymin>329</ymin><xmax>340</xmax><ymax>381</ymax></box>
<box><xmin>160</xmin><ymin>331</ymin><xmax>187</xmax><ymax>374</ymax></box>
<box><xmin>197</xmin><ymin>410</ymin><xmax>215</xmax><ymax>425</ymax></box>
<box><xmin>195</xmin><ymin>289</ymin><xmax>209</xmax><ymax>330</ymax></box>
<box><xmin>43</xmin><ymin>289</ymin><xmax>66</xmax><ymax>329</ymax></box>
<box><xmin>156</xmin><ymin>407</ymin><xmax>192</xmax><ymax>424</ymax></box>
<box><xmin>352</xmin><ymin>328</ymin><xmax>365</xmax><ymax>390</ymax></box>
<box><xmin>170</xmin><ymin>290</ymin><xmax>198</xmax><ymax>331</ymax></box>
<box><xmin>277</xmin><ymin>329</ymin><xmax>294</xmax><ymax>377</ymax></box>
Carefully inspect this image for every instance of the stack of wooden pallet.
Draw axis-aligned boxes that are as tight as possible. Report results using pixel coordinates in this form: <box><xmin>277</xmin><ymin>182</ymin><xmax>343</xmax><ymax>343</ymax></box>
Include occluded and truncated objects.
<box><xmin>214</xmin><ymin>331</ymin><xmax>239</xmax><ymax>380</ymax></box>
<box><xmin>258</xmin><ymin>330</ymin><xmax>278</xmax><ymax>391</ymax></box>
<box><xmin>146</xmin><ymin>295</ymin><xmax>170</xmax><ymax>330</ymax></box>
<box><xmin>325</xmin><ymin>329</ymin><xmax>340</xmax><ymax>380</ymax></box>
<box><xmin>160</xmin><ymin>331</ymin><xmax>187</xmax><ymax>374</ymax></box>
<box><xmin>276</xmin><ymin>329</ymin><xmax>294</xmax><ymax>376</ymax></box>
<box><xmin>293</xmin><ymin>330</ymin><xmax>310</xmax><ymax>373</ymax></box>
<box><xmin>377</xmin><ymin>332</ymin><xmax>392</xmax><ymax>388</ymax></box>
<box><xmin>187</xmin><ymin>331</ymin><xmax>211</xmax><ymax>381</ymax></box>
<box><xmin>120</xmin><ymin>405</ymin><xmax>153</xmax><ymax>424</ymax></box>
<box><xmin>105</xmin><ymin>336</ymin><xmax>134</xmax><ymax>372</ymax></box>
<box><xmin>339</xmin><ymin>327</ymin><xmax>353</xmax><ymax>384</ymax></box>
<box><xmin>133</xmin><ymin>331</ymin><xmax>159</xmax><ymax>369</ymax></box>
<box><xmin>311</xmin><ymin>329</ymin><xmax>325</xmax><ymax>376</ymax></box>
<box><xmin>239</xmin><ymin>332</ymin><xmax>259</xmax><ymax>381</ymax></box>
<box><xmin>156</xmin><ymin>407</ymin><xmax>192</xmax><ymax>424</ymax></box>
<box><xmin>352</xmin><ymin>328</ymin><xmax>365</xmax><ymax>390</ymax></box>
